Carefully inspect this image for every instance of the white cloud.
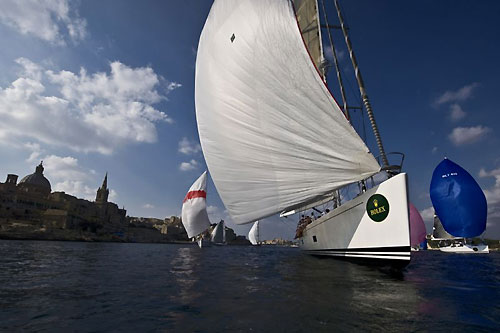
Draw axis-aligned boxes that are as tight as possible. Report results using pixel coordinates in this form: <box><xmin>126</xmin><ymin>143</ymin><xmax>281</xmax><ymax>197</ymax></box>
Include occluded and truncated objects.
<box><xmin>478</xmin><ymin>166</ymin><xmax>500</xmax><ymax>238</ymax></box>
<box><xmin>167</xmin><ymin>82</ymin><xmax>182</xmax><ymax>92</ymax></box>
<box><xmin>206</xmin><ymin>205</ymin><xmax>221</xmax><ymax>222</ymax></box>
<box><xmin>449</xmin><ymin>103</ymin><xmax>466</xmax><ymax>121</ymax></box>
<box><xmin>0</xmin><ymin>0</ymin><xmax>87</xmax><ymax>44</ymax></box>
<box><xmin>0</xmin><ymin>58</ymin><xmax>173</xmax><ymax>155</ymax></box>
<box><xmin>179</xmin><ymin>159</ymin><xmax>198</xmax><ymax>171</ymax></box>
<box><xmin>448</xmin><ymin>126</ymin><xmax>491</xmax><ymax>146</ymax></box>
<box><xmin>142</xmin><ymin>203</ymin><xmax>155</xmax><ymax>209</ymax></box>
<box><xmin>41</xmin><ymin>154</ymin><xmax>95</xmax><ymax>200</ymax></box>
<box><xmin>324</xmin><ymin>46</ymin><xmax>345</xmax><ymax>62</ymax></box>
<box><xmin>434</xmin><ymin>82</ymin><xmax>479</xmax><ymax>106</ymax></box>
<box><xmin>52</xmin><ymin>179</ymin><xmax>96</xmax><ymax>200</ymax></box>
<box><xmin>420</xmin><ymin>206</ymin><xmax>434</xmax><ymax>223</ymax></box>
<box><xmin>431</xmin><ymin>146</ymin><xmax>438</xmax><ymax>154</ymax></box>
<box><xmin>109</xmin><ymin>189</ymin><xmax>118</xmax><ymax>202</ymax></box>
<box><xmin>178</xmin><ymin>137</ymin><xmax>201</xmax><ymax>155</ymax></box>
<box><xmin>24</xmin><ymin>142</ymin><xmax>43</xmax><ymax>162</ymax></box>
<box><xmin>207</xmin><ymin>205</ymin><xmax>219</xmax><ymax>214</ymax></box>
<box><xmin>420</xmin><ymin>206</ymin><xmax>434</xmax><ymax>234</ymax></box>
<box><xmin>43</xmin><ymin>155</ymin><xmax>88</xmax><ymax>181</ymax></box>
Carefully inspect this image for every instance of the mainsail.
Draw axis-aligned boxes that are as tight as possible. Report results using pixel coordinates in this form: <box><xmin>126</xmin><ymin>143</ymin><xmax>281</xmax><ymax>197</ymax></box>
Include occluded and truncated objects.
<box><xmin>430</xmin><ymin>158</ymin><xmax>487</xmax><ymax>238</ymax></box>
<box><xmin>293</xmin><ymin>0</ymin><xmax>325</xmax><ymax>78</ymax></box>
<box><xmin>248</xmin><ymin>221</ymin><xmax>260</xmax><ymax>245</ymax></box>
<box><xmin>211</xmin><ymin>220</ymin><xmax>225</xmax><ymax>243</ymax></box>
<box><xmin>181</xmin><ymin>171</ymin><xmax>211</xmax><ymax>238</ymax></box>
<box><xmin>195</xmin><ymin>0</ymin><xmax>380</xmax><ymax>224</ymax></box>
<box><xmin>432</xmin><ymin>214</ymin><xmax>454</xmax><ymax>240</ymax></box>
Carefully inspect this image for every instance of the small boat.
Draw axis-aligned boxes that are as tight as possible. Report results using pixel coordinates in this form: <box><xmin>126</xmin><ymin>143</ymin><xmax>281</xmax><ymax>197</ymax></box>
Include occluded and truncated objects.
<box><xmin>248</xmin><ymin>221</ymin><xmax>260</xmax><ymax>246</ymax></box>
<box><xmin>195</xmin><ymin>0</ymin><xmax>411</xmax><ymax>267</ymax></box>
<box><xmin>181</xmin><ymin>171</ymin><xmax>211</xmax><ymax>248</ymax></box>
<box><xmin>430</xmin><ymin>158</ymin><xmax>489</xmax><ymax>253</ymax></box>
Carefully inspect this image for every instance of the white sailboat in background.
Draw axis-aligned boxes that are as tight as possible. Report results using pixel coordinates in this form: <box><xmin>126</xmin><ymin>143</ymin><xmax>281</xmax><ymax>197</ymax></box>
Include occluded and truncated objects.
<box><xmin>195</xmin><ymin>0</ymin><xmax>410</xmax><ymax>266</ymax></box>
<box><xmin>248</xmin><ymin>221</ymin><xmax>260</xmax><ymax>246</ymax></box>
<box><xmin>181</xmin><ymin>171</ymin><xmax>211</xmax><ymax>248</ymax></box>
<box><xmin>211</xmin><ymin>219</ymin><xmax>226</xmax><ymax>245</ymax></box>
<box><xmin>432</xmin><ymin>215</ymin><xmax>489</xmax><ymax>253</ymax></box>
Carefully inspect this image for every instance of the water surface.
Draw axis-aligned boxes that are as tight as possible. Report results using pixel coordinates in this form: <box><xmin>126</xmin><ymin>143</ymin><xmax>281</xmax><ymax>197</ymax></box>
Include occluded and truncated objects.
<box><xmin>0</xmin><ymin>240</ymin><xmax>498</xmax><ymax>331</ymax></box>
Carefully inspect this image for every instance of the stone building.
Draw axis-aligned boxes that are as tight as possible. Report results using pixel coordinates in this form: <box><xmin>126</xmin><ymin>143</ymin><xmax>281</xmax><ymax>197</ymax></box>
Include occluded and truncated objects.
<box><xmin>0</xmin><ymin>162</ymin><xmax>126</xmax><ymax>235</ymax></box>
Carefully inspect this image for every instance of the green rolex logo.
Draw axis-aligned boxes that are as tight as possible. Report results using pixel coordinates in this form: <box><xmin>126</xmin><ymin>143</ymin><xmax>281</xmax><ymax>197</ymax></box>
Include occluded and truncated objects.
<box><xmin>366</xmin><ymin>194</ymin><xmax>389</xmax><ymax>222</ymax></box>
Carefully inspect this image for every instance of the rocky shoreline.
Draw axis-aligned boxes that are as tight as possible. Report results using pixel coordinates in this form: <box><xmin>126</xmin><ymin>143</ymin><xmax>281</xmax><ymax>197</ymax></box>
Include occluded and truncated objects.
<box><xmin>0</xmin><ymin>216</ymin><xmax>252</xmax><ymax>245</ymax></box>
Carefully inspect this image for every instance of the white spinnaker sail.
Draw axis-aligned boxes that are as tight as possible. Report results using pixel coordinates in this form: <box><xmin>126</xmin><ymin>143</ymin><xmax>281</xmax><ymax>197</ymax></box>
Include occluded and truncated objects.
<box><xmin>248</xmin><ymin>221</ymin><xmax>260</xmax><ymax>245</ymax></box>
<box><xmin>195</xmin><ymin>0</ymin><xmax>381</xmax><ymax>225</ymax></box>
<box><xmin>211</xmin><ymin>220</ymin><xmax>225</xmax><ymax>243</ymax></box>
<box><xmin>181</xmin><ymin>171</ymin><xmax>211</xmax><ymax>238</ymax></box>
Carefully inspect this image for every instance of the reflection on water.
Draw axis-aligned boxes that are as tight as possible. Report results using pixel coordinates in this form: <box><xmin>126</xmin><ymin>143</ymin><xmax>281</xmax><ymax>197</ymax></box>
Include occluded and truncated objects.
<box><xmin>0</xmin><ymin>240</ymin><xmax>499</xmax><ymax>331</ymax></box>
<box><xmin>166</xmin><ymin>246</ymin><xmax>201</xmax><ymax>324</ymax></box>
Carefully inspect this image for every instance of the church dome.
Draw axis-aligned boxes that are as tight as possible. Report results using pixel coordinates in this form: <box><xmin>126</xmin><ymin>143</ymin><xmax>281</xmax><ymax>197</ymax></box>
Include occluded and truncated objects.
<box><xmin>18</xmin><ymin>162</ymin><xmax>51</xmax><ymax>193</ymax></box>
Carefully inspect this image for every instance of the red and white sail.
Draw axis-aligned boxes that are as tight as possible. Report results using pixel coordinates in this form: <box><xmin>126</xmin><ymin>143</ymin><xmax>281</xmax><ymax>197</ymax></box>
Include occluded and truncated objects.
<box><xmin>181</xmin><ymin>171</ymin><xmax>211</xmax><ymax>238</ymax></box>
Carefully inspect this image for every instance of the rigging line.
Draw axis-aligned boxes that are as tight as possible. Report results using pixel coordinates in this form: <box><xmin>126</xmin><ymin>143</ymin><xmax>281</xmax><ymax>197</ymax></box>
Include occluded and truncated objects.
<box><xmin>333</xmin><ymin>0</ymin><xmax>389</xmax><ymax>167</ymax></box>
<box><xmin>320</xmin><ymin>0</ymin><xmax>349</xmax><ymax>119</ymax></box>
<box><xmin>332</xmin><ymin>1</ymin><xmax>367</xmax><ymax>145</ymax></box>
<box><xmin>280</xmin><ymin>218</ymin><xmax>297</xmax><ymax>231</ymax></box>
<box><xmin>361</xmin><ymin>104</ymin><xmax>368</xmax><ymax>143</ymax></box>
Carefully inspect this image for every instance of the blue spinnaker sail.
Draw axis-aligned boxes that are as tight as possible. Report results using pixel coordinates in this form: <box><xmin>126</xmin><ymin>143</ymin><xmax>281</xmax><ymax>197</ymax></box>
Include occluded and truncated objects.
<box><xmin>430</xmin><ymin>158</ymin><xmax>487</xmax><ymax>238</ymax></box>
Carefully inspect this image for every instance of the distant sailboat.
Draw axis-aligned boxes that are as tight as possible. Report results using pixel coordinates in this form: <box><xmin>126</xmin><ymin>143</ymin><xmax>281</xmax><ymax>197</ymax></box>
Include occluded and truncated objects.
<box><xmin>409</xmin><ymin>203</ymin><xmax>427</xmax><ymax>251</ymax></box>
<box><xmin>195</xmin><ymin>0</ymin><xmax>410</xmax><ymax>266</ymax></box>
<box><xmin>181</xmin><ymin>171</ymin><xmax>211</xmax><ymax>248</ymax></box>
<box><xmin>248</xmin><ymin>221</ymin><xmax>260</xmax><ymax>246</ymax></box>
<box><xmin>211</xmin><ymin>219</ymin><xmax>226</xmax><ymax>245</ymax></box>
<box><xmin>430</xmin><ymin>158</ymin><xmax>489</xmax><ymax>253</ymax></box>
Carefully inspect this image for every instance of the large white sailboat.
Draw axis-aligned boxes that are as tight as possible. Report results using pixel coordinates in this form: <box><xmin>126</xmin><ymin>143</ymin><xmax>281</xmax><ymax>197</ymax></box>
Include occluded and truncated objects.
<box><xmin>181</xmin><ymin>171</ymin><xmax>211</xmax><ymax>248</ymax></box>
<box><xmin>195</xmin><ymin>0</ymin><xmax>410</xmax><ymax>266</ymax></box>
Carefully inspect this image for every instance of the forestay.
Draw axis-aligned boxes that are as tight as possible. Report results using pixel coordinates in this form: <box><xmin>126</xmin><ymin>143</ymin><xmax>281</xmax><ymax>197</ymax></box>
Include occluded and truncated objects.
<box><xmin>181</xmin><ymin>171</ymin><xmax>211</xmax><ymax>238</ymax></box>
<box><xmin>195</xmin><ymin>0</ymin><xmax>380</xmax><ymax>224</ymax></box>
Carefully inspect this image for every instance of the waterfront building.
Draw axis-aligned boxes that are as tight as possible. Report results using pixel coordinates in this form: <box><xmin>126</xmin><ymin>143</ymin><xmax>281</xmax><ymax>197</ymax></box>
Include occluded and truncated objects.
<box><xmin>0</xmin><ymin>162</ymin><xmax>127</xmax><ymax>234</ymax></box>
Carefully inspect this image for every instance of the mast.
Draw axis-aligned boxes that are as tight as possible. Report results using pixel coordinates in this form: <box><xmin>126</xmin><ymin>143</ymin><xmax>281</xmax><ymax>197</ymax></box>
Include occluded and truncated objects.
<box><xmin>333</xmin><ymin>0</ymin><xmax>389</xmax><ymax>168</ymax></box>
<box><xmin>319</xmin><ymin>0</ymin><xmax>349</xmax><ymax>119</ymax></box>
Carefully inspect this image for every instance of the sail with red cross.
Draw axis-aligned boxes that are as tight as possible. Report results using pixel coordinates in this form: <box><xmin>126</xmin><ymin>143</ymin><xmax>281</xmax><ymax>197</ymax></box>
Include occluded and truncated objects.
<box><xmin>181</xmin><ymin>171</ymin><xmax>211</xmax><ymax>238</ymax></box>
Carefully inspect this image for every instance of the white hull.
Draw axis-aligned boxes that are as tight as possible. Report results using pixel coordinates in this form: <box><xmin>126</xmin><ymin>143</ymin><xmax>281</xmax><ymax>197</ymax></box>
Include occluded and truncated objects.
<box><xmin>439</xmin><ymin>244</ymin><xmax>489</xmax><ymax>253</ymax></box>
<box><xmin>299</xmin><ymin>173</ymin><xmax>411</xmax><ymax>267</ymax></box>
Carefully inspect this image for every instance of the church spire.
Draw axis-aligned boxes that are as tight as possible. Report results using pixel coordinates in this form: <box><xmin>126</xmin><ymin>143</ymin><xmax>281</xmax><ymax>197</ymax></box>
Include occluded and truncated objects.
<box><xmin>95</xmin><ymin>173</ymin><xmax>109</xmax><ymax>204</ymax></box>
<box><xmin>101</xmin><ymin>172</ymin><xmax>108</xmax><ymax>189</ymax></box>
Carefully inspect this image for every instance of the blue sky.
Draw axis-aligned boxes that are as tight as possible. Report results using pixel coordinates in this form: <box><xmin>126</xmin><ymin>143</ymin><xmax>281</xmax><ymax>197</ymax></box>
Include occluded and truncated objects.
<box><xmin>0</xmin><ymin>0</ymin><xmax>499</xmax><ymax>239</ymax></box>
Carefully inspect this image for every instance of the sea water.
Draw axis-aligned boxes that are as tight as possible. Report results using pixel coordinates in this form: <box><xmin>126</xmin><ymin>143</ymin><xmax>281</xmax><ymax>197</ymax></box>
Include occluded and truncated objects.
<box><xmin>0</xmin><ymin>240</ymin><xmax>498</xmax><ymax>332</ymax></box>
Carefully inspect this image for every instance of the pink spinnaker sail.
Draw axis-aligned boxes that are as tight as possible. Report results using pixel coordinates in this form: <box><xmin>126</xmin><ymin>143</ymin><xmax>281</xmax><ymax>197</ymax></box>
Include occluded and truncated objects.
<box><xmin>409</xmin><ymin>203</ymin><xmax>427</xmax><ymax>246</ymax></box>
